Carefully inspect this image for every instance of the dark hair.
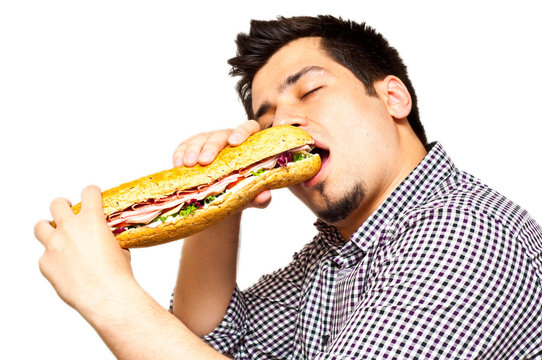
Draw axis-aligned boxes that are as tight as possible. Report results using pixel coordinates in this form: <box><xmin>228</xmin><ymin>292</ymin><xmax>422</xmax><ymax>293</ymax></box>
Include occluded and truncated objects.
<box><xmin>228</xmin><ymin>15</ymin><xmax>427</xmax><ymax>145</ymax></box>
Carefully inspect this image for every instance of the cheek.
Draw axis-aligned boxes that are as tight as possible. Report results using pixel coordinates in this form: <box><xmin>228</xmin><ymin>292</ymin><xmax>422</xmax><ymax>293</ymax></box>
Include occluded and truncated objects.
<box><xmin>317</xmin><ymin>91</ymin><xmax>365</xmax><ymax>126</ymax></box>
<box><xmin>336</xmin><ymin>97</ymin><xmax>391</xmax><ymax>148</ymax></box>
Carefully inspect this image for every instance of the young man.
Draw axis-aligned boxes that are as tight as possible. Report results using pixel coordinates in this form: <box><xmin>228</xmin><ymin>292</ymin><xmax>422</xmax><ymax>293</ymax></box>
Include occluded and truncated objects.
<box><xmin>35</xmin><ymin>16</ymin><xmax>542</xmax><ymax>359</ymax></box>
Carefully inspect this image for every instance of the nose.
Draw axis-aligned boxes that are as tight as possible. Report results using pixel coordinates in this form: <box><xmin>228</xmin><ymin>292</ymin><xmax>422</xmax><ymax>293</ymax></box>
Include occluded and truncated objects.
<box><xmin>272</xmin><ymin>105</ymin><xmax>309</xmax><ymax>128</ymax></box>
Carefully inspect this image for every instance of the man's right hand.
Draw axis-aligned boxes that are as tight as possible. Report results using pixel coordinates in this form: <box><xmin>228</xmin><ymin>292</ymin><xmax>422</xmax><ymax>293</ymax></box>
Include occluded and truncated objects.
<box><xmin>170</xmin><ymin>120</ymin><xmax>271</xmax><ymax>336</ymax></box>
<box><xmin>171</xmin><ymin>119</ymin><xmax>271</xmax><ymax>209</ymax></box>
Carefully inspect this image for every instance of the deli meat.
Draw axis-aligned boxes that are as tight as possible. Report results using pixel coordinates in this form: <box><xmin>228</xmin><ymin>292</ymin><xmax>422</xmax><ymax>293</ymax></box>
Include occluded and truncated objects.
<box><xmin>106</xmin><ymin>154</ymin><xmax>282</xmax><ymax>229</ymax></box>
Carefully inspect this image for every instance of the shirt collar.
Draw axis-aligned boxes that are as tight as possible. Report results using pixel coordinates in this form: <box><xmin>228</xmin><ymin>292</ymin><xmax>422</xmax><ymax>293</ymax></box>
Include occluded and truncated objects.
<box><xmin>315</xmin><ymin>142</ymin><xmax>457</xmax><ymax>265</ymax></box>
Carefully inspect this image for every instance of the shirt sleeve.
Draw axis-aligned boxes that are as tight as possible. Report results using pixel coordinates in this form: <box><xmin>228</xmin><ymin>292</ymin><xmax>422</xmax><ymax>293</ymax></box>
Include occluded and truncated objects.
<box><xmin>315</xmin><ymin>207</ymin><xmax>542</xmax><ymax>359</ymax></box>
<box><xmin>203</xmin><ymin>237</ymin><xmax>325</xmax><ymax>359</ymax></box>
<box><xmin>200</xmin><ymin>285</ymin><xmax>247</xmax><ymax>357</ymax></box>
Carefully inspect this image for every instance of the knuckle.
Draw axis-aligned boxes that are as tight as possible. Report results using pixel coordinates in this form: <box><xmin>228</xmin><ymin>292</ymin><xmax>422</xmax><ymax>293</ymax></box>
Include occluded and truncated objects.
<box><xmin>240</xmin><ymin>120</ymin><xmax>261</xmax><ymax>134</ymax></box>
<box><xmin>247</xmin><ymin>118</ymin><xmax>260</xmax><ymax>126</ymax></box>
<box><xmin>211</xmin><ymin>129</ymin><xmax>232</xmax><ymax>139</ymax></box>
<box><xmin>200</xmin><ymin>143</ymin><xmax>218</xmax><ymax>154</ymax></box>
<box><xmin>50</xmin><ymin>197</ymin><xmax>64</xmax><ymax>206</ymax></box>
<box><xmin>179</xmin><ymin>133</ymin><xmax>205</xmax><ymax>147</ymax></box>
<box><xmin>173</xmin><ymin>146</ymin><xmax>187</xmax><ymax>158</ymax></box>
<box><xmin>210</xmin><ymin>130</ymin><xmax>232</xmax><ymax>144</ymax></box>
<box><xmin>175</xmin><ymin>143</ymin><xmax>188</xmax><ymax>152</ymax></box>
<box><xmin>235</xmin><ymin>122</ymin><xmax>250</xmax><ymax>132</ymax></box>
<box><xmin>45</xmin><ymin>234</ymin><xmax>62</xmax><ymax>254</ymax></box>
<box><xmin>205</xmin><ymin>136</ymin><xmax>226</xmax><ymax>148</ymax></box>
<box><xmin>191</xmin><ymin>132</ymin><xmax>210</xmax><ymax>142</ymax></box>
<box><xmin>50</xmin><ymin>197</ymin><xmax>67</xmax><ymax>211</ymax></box>
<box><xmin>185</xmin><ymin>142</ymin><xmax>202</xmax><ymax>151</ymax></box>
<box><xmin>187</xmin><ymin>132</ymin><xmax>205</xmax><ymax>140</ymax></box>
<box><xmin>246</xmin><ymin>119</ymin><xmax>261</xmax><ymax>130</ymax></box>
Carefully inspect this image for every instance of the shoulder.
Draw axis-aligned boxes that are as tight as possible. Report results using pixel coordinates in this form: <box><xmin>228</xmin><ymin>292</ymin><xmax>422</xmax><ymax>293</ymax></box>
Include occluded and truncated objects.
<box><xmin>400</xmin><ymin>169</ymin><xmax>530</xmax><ymax>236</ymax></box>
<box><xmin>375</xmin><ymin>169</ymin><xmax>539</xmax><ymax>268</ymax></box>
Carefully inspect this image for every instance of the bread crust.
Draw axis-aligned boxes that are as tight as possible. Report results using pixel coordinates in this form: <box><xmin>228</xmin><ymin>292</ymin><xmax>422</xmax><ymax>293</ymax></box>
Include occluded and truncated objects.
<box><xmin>117</xmin><ymin>154</ymin><xmax>320</xmax><ymax>247</ymax></box>
<box><xmin>70</xmin><ymin>125</ymin><xmax>315</xmax><ymax>216</ymax></box>
<box><xmin>66</xmin><ymin>125</ymin><xmax>320</xmax><ymax>247</ymax></box>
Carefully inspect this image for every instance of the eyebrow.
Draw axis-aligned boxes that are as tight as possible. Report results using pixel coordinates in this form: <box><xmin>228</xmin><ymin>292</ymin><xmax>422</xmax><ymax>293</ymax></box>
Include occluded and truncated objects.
<box><xmin>280</xmin><ymin>65</ymin><xmax>327</xmax><ymax>92</ymax></box>
<box><xmin>254</xmin><ymin>65</ymin><xmax>329</xmax><ymax>120</ymax></box>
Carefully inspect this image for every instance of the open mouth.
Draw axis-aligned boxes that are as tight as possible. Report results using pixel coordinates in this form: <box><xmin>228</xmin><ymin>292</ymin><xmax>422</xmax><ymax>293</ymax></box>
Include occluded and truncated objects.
<box><xmin>312</xmin><ymin>146</ymin><xmax>330</xmax><ymax>163</ymax></box>
<box><xmin>304</xmin><ymin>142</ymin><xmax>330</xmax><ymax>187</ymax></box>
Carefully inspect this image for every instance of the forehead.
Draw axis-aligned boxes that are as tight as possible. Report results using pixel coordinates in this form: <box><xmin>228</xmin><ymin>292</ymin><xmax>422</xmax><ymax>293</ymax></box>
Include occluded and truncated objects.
<box><xmin>251</xmin><ymin>37</ymin><xmax>336</xmax><ymax>104</ymax></box>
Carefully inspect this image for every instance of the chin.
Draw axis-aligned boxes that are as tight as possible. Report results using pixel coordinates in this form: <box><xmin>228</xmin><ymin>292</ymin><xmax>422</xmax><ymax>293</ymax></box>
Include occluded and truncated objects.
<box><xmin>292</xmin><ymin>181</ymin><xmax>367</xmax><ymax>225</ymax></box>
<box><xmin>324</xmin><ymin>182</ymin><xmax>366</xmax><ymax>223</ymax></box>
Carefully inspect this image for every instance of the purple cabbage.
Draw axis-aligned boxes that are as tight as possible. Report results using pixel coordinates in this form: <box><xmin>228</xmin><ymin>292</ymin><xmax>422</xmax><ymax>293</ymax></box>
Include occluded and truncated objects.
<box><xmin>277</xmin><ymin>152</ymin><xmax>293</xmax><ymax>167</ymax></box>
<box><xmin>186</xmin><ymin>198</ymin><xmax>203</xmax><ymax>208</ymax></box>
<box><xmin>113</xmin><ymin>227</ymin><xmax>126</xmax><ymax>235</ymax></box>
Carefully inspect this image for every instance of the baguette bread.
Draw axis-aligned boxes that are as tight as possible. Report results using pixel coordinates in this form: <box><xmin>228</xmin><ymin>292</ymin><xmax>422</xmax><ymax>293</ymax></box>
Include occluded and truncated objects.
<box><xmin>69</xmin><ymin>125</ymin><xmax>321</xmax><ymax>248</ymax></box>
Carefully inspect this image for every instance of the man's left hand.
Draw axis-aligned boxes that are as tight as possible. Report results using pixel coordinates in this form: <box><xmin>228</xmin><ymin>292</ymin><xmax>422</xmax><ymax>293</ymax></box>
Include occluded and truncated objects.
<box><xmin>34</xmin><ymin>185</ymin><xmax>134</xmax><ymax>312</ymax></box>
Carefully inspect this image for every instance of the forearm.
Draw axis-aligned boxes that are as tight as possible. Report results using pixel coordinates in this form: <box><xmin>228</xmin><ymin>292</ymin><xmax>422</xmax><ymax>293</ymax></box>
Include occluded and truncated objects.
<box><xmin>82</xmin><ymin>279</ymin><xmax>227</xmax><ymax>360</ymax></box>
<box><xmin>34</xmin><ymin>186</ymin><xmax>227</xmax><ymax>359</ymax></box>
<box><xmin>172</xmin><ymin>212</ymin><xmax>241</xmax><ymax>336</ymax></box>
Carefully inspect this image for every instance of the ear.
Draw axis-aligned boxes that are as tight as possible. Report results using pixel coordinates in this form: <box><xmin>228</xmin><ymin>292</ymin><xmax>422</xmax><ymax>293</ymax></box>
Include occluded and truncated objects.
<box><xmin>375</xmin><ymin>75</ymin><xmax>412</xmax><ymax>120</ymax></box>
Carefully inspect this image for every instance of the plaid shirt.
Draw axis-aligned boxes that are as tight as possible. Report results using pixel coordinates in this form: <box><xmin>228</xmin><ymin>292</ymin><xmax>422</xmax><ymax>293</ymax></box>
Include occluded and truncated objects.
<box><xmin>202</xmin><ymin>143</ymin><xmax>542</xmax><ymax>359</ymax></box>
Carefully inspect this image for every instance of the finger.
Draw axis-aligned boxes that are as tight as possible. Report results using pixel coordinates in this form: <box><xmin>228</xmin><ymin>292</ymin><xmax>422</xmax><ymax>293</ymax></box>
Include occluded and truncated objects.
<box><xmin>249</xmin><ymin>190</ymin><xmax>272</xmax><ymax>209</ymax></box>
<box><xmin>50</xmin><ymin>197</ymin><xmax>73</xmax><ymax>225</ymax></box>
<box><xmin>172</xmin><ymin>143</ymin><xmax>188</xmax><ymax>167</ymax></box>
<box><xmin>198</xmin><ymin>130</ymin><xmax>232</xmax><ymax>165</ymax></box>
<box><xmin>172</xmin><ymin>133</ymin><xmax>209</xmax><ymax>167</ymax></box>
<box><xmin>34</xmin><ymin>219</ymin><xmax>54</xmax><ymax>246</ymax></box>
<box><xmin>80</xmin><ymin>185</ymin><xmax>104</xmax><ymax>214</ymax></box>
<box><xmin>228</xmin><ymin>120</ymin><xmax>261</xmax><ymax>146</ymax></box>
<box><xmin>183</xmin><ymin>133</ymin><xmax>212</xmax><ymax>167</ymax></box>
<box><xmin>184</xmin><ymin>132</ymin><xmax>217</xmax><ymax>166</ymax></box>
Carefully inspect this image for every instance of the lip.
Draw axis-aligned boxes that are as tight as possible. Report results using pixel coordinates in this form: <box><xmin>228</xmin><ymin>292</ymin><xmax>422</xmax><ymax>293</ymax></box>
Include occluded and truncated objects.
<box><xmin>303</xmin><ymin>137</ymin><xmax>330</xmax><ymax>188</ymax></box>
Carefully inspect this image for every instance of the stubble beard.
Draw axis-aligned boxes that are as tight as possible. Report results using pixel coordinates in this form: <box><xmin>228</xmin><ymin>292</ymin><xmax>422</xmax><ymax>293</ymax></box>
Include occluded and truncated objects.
<box><xmin>313</xmin><ymin>181</ymin><xmax>366</xmax><ymax>224</ymax></box>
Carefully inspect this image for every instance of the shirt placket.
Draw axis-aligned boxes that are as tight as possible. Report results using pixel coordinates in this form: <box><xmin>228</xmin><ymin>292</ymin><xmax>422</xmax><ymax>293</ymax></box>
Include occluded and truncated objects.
<box><xmin>328</xmin><ymin>244</ymin><xmax>367</xmax><ymax>347</ymax></box>
<box><xmin>294</xmin><ymin>239</ymin><xmax>342</xmax><ymax>359</ymax></box>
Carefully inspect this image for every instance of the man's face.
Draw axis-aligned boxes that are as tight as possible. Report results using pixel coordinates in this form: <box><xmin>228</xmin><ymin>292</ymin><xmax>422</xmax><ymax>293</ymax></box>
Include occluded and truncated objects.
<box><xmin>251</xmin><ymin>37</ymin><xmax>400</xmax><ymax>230</ymax></box>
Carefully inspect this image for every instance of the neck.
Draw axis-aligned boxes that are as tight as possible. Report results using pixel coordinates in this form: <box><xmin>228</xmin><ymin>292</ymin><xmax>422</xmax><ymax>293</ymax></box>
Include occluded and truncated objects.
<box><xmin>335</xmin><ymin>131</ymin><xmax>427</xmax><ymax>241</ymax></box>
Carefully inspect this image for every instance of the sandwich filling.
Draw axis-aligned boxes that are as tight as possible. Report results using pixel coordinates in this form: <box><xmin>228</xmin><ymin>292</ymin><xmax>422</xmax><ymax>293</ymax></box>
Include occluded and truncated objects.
<box><xmin>108</xmin><ymin>146</ymin><xmax>315</xmax><ymax>234</ymax></box>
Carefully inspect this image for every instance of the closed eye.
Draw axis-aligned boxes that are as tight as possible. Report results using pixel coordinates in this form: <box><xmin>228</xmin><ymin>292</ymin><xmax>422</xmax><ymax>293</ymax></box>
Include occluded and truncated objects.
<box><xmin>300</xmin><ymin>86</ymin><xmax>323</xmax><ymax>100</ymax></box>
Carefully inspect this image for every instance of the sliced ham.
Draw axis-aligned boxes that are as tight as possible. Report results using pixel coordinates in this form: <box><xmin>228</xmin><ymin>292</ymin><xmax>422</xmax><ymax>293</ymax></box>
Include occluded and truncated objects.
<box><xmin>239</xmin><ymin>155</ymin><xmax>279</xmax><ymax>175</ymax></box>
<box><xmin>107</xmin><ymin>150</ymin><xmax>299</xmax><ymax>230</ymax></box>
<box><xmin>108</xmin><ymin>209</ymin><xmax>162</xmax><ymax>227</ymax></box>
<box><xmin>106</xmin><ymin>174</ymin><xmax>240</xmax><ymax>228</ymax></box>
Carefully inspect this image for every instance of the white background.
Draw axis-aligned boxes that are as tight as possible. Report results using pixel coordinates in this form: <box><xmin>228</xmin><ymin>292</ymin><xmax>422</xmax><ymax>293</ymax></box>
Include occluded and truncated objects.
<box><xmin>1</xmin><ymin>0</ymin><xmax>541</xmax><ymax>358</ymax></box>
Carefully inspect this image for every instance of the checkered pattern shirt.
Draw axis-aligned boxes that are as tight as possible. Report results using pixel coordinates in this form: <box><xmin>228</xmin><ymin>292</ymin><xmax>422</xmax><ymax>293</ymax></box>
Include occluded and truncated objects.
<box><xmin>201</xmin><ymin>143</ymin><xmax>542</xmax><ymax>359</ymax></box>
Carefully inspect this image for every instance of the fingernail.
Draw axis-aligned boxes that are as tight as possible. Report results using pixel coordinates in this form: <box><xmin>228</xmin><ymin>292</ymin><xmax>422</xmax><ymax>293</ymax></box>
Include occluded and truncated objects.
<box><xmin>200</xmin><ymin>151</ymin><xmax>212</xmax><ymax>163</ymax></box>
<box><xmin>229</xmin><ymin>133</ymin><xmax>242</xmax><ymax>144</ymax></box>
<box><xmin>185</xmin><ymin>153</ymin><xmax>197</xmax><ymax>164</ymax></box>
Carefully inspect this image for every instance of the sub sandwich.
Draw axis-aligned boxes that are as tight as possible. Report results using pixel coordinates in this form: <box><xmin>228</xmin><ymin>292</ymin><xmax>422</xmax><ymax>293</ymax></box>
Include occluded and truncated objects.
<box><xmin>68</xmin><ymin>125</ymin><xmax>321</xmax><ymax>248</ymax></box>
